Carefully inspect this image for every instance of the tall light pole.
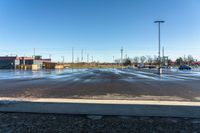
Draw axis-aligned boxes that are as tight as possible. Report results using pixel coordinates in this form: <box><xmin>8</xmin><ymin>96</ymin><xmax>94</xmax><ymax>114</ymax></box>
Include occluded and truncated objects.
<box><xmin>154</xmin><ymin>20</ymin><xmax>165</xmax><ymax>75</ymax></box>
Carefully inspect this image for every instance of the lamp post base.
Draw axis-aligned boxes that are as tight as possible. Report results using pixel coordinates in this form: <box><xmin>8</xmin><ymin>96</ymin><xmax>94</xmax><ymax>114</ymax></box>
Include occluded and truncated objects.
<box><xmin>158</xmin><ymin>68</ymin><xmax>163</xmax><ymax>75</ymax></box>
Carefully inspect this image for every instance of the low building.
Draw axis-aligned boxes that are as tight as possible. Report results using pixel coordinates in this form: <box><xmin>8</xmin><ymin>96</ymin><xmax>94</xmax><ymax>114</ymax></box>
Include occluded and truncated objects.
<box><xmin>0</xmin><ymin>56</ymin><xmax>20</xmax><ymax>69</ymax></box>
<box><xmin>0</xmin><ymin>56</ymin><xmax>51</xmax><ymax>69</ymax></box>
<box><xmin>43</xmin><ymin>62</ymin><xmax>64</xmax><ymax>69</ymax></box>
<box><xmin>43</xmin><ymin>62</ymin><xmax>57</xmax><ymax>69</ymax></box>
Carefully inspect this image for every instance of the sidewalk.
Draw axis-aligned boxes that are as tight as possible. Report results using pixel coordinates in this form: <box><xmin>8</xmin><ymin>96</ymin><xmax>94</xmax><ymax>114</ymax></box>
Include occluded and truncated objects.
<box><xmin>1</xmin><ymin>97</ymin><xmax>200</xmax><ymax>118</ymax></box>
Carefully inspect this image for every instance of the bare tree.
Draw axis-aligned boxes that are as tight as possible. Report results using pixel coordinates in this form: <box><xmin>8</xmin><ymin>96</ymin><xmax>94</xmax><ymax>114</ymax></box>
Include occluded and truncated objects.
<box><xmin>114</xmin><ymin>59</ymin><xmax>121</xmax><ymax>64</ymax></box>
<box><xmin>146</xmin><ymin>55</ymin><xmax>153</xmax><ymax>64</ymax></box>
<box><xmin>176</xmin><ymin>57</ymin><xmax>183</xmax><ymax>65</ymax></box>
<box><xmin>133</xmin><ymin>56</ymin><xmax>139</xmax><ymax>64</ymax></box>
<box><xmin>153</xmin><ymin>55</ymin><xmax>158</xmax><ymax>64</ymax></box>
<box><xmin>123</xmin><ymin>58</ymin><xmax>131</xmax><ymax>66</ymax></box>
<box><xmin>187</xmin><ymin>55</ymin><xmax>194</xmax><ymax>65</ymax></box>
<box><xmin>140</xmin><ymin>56</ymin><xmax>146</xmax><ymax>63</ymax></box>
<box><xmin>183</xmin><ymin>55</ymin><xmax>187</xmax><ymax>64</ymax></box>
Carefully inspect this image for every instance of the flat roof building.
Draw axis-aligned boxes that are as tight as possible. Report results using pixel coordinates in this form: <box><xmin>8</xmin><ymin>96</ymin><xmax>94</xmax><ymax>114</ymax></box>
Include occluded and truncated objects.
<box><xmin>0</xmin><ymin>56</ymin><xmax>51</xmax><ymax>69</ymax></box>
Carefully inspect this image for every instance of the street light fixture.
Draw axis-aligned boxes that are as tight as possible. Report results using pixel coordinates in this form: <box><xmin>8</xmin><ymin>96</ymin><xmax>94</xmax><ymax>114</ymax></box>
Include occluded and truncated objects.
<box><xmin>154</xmin><ymin>20</ymin><xmax>165</xmax><ymax>75</ymax></box>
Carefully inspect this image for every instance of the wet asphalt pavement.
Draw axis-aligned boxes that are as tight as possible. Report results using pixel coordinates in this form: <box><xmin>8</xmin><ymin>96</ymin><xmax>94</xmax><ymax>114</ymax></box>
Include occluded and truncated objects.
<box><xmin>0</xmin><ymin>68</ymin><xmax>200</xmax><ymax>101</ymax></box>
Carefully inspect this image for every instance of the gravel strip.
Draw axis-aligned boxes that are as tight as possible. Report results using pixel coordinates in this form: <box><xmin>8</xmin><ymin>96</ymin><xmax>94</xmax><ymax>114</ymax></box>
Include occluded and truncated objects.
<box><xmin>0</xmin><ymin>112</ymin><xmax>200</xmax><ymax>133</ymax></box>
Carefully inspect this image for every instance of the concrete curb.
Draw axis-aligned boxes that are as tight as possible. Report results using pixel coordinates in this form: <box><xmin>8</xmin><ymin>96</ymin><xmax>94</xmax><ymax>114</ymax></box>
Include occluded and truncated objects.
<box><xmin>1</xmin><ymin>98</ymin><xmax>200</xmax><ymax>118</ymax></box>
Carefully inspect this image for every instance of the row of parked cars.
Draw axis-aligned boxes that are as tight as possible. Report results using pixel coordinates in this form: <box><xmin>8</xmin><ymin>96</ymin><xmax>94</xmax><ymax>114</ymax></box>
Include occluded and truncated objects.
<box><xmin>136</xmin><ymin>64</ymin><xmax>192</xmax><ymax>70</ymax></box>
<box><xmin>178</xmin><ymin>65</ymin><xmax>191</xmax><ymax>70</ymax></box>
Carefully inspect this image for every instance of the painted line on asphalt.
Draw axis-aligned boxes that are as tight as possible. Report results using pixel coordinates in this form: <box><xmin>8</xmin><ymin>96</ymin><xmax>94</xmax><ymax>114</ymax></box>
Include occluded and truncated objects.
<box><xmin>1</xmin><ymin>97</ymin><xmax>200</xmax><ymax>106</ymax></box>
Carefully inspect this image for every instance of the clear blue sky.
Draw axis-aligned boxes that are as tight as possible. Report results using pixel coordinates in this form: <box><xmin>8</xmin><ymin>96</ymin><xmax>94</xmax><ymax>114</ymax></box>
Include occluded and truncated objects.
<box><xmin>0</xmin><ymin>0</ymin><xmax>200</xmax><ymax>62</ymax></box>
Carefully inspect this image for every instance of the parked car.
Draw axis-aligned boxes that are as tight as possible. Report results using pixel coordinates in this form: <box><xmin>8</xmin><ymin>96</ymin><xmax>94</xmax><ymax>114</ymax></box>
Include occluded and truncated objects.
<box><xmin>179</xmin><ymin>65</ymin><xmax>191</xmax><ymax>70</ymax></box>
<box><xmin>161</xmin><ymin>66</ymin><xmax>168</xmax><ymax>69</ymax></box>
<box><xmin>148</xmin><ymin>65</ymin><xmax>156</xmax><ymax>69</ymax></box>
<box><xmin>137</xmin><ymin>63</ymin><xmax>144</xmax><ymax>69</ymax></box>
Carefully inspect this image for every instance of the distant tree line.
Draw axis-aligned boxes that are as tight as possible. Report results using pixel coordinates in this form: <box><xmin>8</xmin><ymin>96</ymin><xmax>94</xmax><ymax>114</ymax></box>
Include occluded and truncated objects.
<box><xmin>114</xmin><ymin>55</ymin><xmax>158</xmax><ymax>66</ymax></box>
<box><xmin>114</xmin><ymin>54</ymin><xmax>198</xmax><ymax>66</ymax></box>
<box><xmin>175</xmin><ymin>55</ymin><xmax>196</xmax><ymax>66</ymax></box>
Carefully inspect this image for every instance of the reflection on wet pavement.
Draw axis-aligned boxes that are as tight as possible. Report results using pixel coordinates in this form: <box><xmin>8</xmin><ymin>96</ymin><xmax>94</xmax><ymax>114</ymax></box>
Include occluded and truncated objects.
<box><xmin>0</xmin><ymin>68</ymin><xmax>200</xmax><ymax>82</ymax></box>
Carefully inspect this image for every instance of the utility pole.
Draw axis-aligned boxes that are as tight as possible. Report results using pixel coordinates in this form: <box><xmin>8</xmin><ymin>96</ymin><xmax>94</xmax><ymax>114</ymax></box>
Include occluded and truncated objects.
<box><xmin>87</xmin><ymin>54</ymin><xmax>89</xmax><ymax>63</ymax></box>
<box><xmin>72</xmin><ymin>47</ymin><xmax>74</xmax><ymax>63</ymax></box>
<box><xmin>81</xmin><ymin>49</ymin><xmax>83</xmax><ymax>62</ymax></box>
<box><xmin>49</xmin><ymin>54</ymin><xmax>51</xmax><ymax>59</ymax></box>
<box><xmin>87</xmin><ymin>53</ymin><xmax>89</xmax><ymax>68</ymax></box>
<box><xmin>72</xmin><ymin>47</ymin><xmax>74</xmax><ymax>69</ymax></box>
<box><xmin>120</xmin><ymin>47</ymin><xmax>123</xmax><ymax>68</ymax></box>
<box><xmin>61</xmin><ymin>56</ymin><xmax>64</xmax><ymax>64</ymax></box>
<box><xmin>113</xmin><ymin>56</ymin><xmax>115</xmax><ymax>68</ymax></box>
<box><xmin>77</xmin><ymin>57</ymin><xmax>79</xmax><ymax>63</ymax></box>
<box><xmin>162</xmin><ymin>46</ymin><xmax>164</xmax><ymax>58</ymax></box>
<box><xmin>33</xmin><ymin>48</ymin><xmax>35</xmax><ymax>59</ymax></box>
<box><xmin>154</xmin><ymin>20</ymin><xmax>165</xmax><ymax>75</ymax></box>
<box><xmin>23</xmin><ymin>54</ymin><xmax>25</xmax><ymax>65</ymax></box>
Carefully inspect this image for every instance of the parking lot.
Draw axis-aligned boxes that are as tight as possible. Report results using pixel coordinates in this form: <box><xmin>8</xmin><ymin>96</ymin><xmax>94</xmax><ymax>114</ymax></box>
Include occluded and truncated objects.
<box><xmin>0</xmin><ymin>68</ymin><xmax>200</xmax><ymax>101</ymax></box>
<box><xmin>0</xmin><ymin>68</ymin><xmax>200</xmax><ymax>81</ymax></box>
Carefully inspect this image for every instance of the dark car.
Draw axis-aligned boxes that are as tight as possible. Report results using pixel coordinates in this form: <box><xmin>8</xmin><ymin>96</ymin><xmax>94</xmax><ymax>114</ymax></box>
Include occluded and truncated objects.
<box><xmin>179</xmin><ymin>65</ymin><xmax>191</xmax><ymax>70</ymax></box>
